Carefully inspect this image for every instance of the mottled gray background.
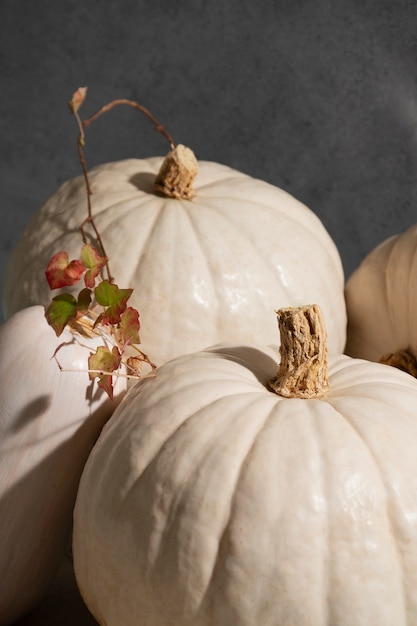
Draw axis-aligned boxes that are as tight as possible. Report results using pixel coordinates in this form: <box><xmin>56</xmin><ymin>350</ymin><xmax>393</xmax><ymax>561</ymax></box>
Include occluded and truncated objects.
<box><xmin>2</xmin><ymin>0</ymin><xmax>417</xmax><ymax>322</ymax></box>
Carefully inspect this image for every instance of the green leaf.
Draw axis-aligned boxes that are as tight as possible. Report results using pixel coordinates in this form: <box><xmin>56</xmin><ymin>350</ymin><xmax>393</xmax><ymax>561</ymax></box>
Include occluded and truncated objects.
<box><xmin>94</xmin><ymin>280</ymin><xmax>133</xmax><ymax>325</ymax></box>
<box><xmin>81</xmin><ymin>244</ymin><xmax>107</xmax><ymax>288</ymax></box>
<box><xmin>88</xmin><ymin>345</ymin><xmax>121</xmax><ymax>399</ymax></box>
<box><xmin>119</xmin><ymin>307</ymin><xmax>141</xmax><ymax>346</ymax></box>
<box><xmin>45</xmin><ymin>293</ymin><xmax>78</xmax><ymax>336</ymax></box>
<box><xmin>77</xmin><ymin>288</ymin><xmax>92</xmax><ymax>311</ymax></box>
<box><xmin>45</xmin><ymin>251</ymin><xmax>86</xmax><ymax>290</ymax></box>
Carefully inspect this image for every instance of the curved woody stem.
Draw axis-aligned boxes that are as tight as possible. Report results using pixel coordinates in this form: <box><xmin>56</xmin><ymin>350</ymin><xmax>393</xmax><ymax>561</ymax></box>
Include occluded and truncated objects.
<box><xmin>81</xmin><ymin>99</ymin><xmax>176</xmax><ymax>148</ymax></box>
<box><xmin>71</xmin><ymin>95</ymin><xmax>176</xmax><ymax>283</ymax></box>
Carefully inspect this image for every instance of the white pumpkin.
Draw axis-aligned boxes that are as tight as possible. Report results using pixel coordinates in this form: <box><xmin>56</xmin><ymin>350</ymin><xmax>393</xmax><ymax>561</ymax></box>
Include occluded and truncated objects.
<box><xmin>73</xmin><ymin>306</ymin><xmax>417</xmax><ymax>626</ymax></box>
<box><xmin>345</xmin><ymin>223</ymin><xmax>417</xmax><ymax>373</ymax></box>
<box><xmin>0</xmin><ymin>306</ymin><xmax>126</xmax><ymax>625</ymax></box>
<box><xmin>3</xmin><ymin>149</ymin><xmax>347</xmax><ymax>364</ymax></box>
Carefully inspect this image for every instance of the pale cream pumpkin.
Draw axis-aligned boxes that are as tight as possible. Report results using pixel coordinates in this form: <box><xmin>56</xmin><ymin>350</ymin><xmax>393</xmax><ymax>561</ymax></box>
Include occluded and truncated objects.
<box><xmin>3</xmin><ymin>148</ymin><xmax>347</xmax><ymax>364</ymax></box>
<box><xmin>345</xmin><ymin>223</ymin><xmax>417</xmax><ymax>374</ymax></box>
<box><xmin>0</xmin><ymin>306</ymin><xmax>126</xmax><ymax>625</ymax></box>
<box><xmin>73</xmin><ymin>306</ymin><xmax>417</xmax><ymax>626</ymax></box>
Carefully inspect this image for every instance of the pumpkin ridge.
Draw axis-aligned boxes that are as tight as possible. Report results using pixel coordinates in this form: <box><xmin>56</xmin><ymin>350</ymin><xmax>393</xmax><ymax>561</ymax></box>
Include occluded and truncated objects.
<box><xmin>118</xmin><ymin>383</ymin><xmax>270</xmax><ymax>504</ymax></box>
<box><xmin>311</xmin><ymin>398</ymin><xmax>408</xmax><ymax>623</ymax></box>
<box><xmin>324</xmin><ymin>395</ymin><xmax>413</xmax><ymax>620</ymax></box>
<box><xmin>123</xmin><ymin>391</ymin><xmax>276</xmax><ymax>618</ymax></box>
<box><xmin>183</xmin><ymin>196</ymin><xmax>295</xmax><ymax>316</ymax></box>
<box><xmin>197</xmin><ymin>396</ymin><xmax>336</xmax><ymax>624</ymax></box>
<box><xmin>180</xmin><ymin>198</ymin><xmax>295</xmax><ymax>339</ymax></box>
<box><xmin>171</xmin><ymin>195</ymin><xmax>220</xmax><ymax>297</ymax></box>
<box><xmin>195</xmin><ymin>182</ymin><xmax>342</xmax><ymax>257</ymax></box>
<box><xmin>197</xmin><ymin>192</ymin><xmax>343</xmax><ymax>290</ymax></box>
<box><xmin>345</xmin><ymin>224</ymin><xmax>417</xmax><ymax>364</ymax></box>
<box><xmin>79</xmin><ymin>190</ymin><xmax>164</xmax><ymax>227</ymax></box>
<box><xmin>195</xmin><ymin>173</ymin><xmax>250</xmax><ymax>194</ymax></box>
<box><xmin>130</xmin><ymin>200</ymin><xmax>219</xmax><ymax>354</ymax></box>
<box><xmin>100</xmin><ymin>195</ymin><xmax>166</xmax><ymax>287</ymax></box>
<box><xmin>306</xmin><ymin>401</ymin><xmax>332</xmax><ymax>626</ymax></box>
<box><xmin>196</xmin><ymin>189</ymin><xmax>311</xmax><ymax>229</ymax></box>
<box><xmin>327</xmin><ymin>358</ymin><xmax>417</xmax><ymax>400</ymax></box>
<box><xmin>192</xmin><ymin>394</ymin><xmax>279</xmax><ymax>619</ymax></box>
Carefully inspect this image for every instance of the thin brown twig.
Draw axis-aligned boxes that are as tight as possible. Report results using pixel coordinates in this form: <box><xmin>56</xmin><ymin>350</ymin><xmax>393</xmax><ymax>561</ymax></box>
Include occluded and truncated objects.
<box><xmin>82</xmin><ymin>98</ymin><xmax>176</xmax><ymax>148</ymax></box>
<box><xmin>77</xmin><ymin>137</ymin><xmax>114</xmax><ymax>283</ymax></box>
<box><xmin>72</xmin><ymin>97</ymin><xmax>176</xmax><ymax>284</ymax></box>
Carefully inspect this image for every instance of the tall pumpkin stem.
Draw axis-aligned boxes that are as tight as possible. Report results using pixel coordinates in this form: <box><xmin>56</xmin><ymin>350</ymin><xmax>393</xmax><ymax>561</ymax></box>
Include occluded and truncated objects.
<box><xmin>269</xmin><ymin>304</ymin><xmax>329</xmax><ymax>398</ymax></box>
<box><xmin>154</xmin><ymin>144</ymin><xmax>198</xmax><ymax>200</ymax></box>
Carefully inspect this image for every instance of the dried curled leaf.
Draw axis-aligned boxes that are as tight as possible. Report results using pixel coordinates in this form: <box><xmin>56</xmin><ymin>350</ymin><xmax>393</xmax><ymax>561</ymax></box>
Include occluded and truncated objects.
<box><xmin>126</xmin><ymin>356</ymin><xmax>144</xmax><ymax>377</ymax></box>
<box><xmin>68</xmin><ymin>86</ymin><xmax>88</xmax><ymax>114</ymax></box>
<box><xmin>88</xmin><ymin>345</ymin><xmax>121</xmax><ymax>399</ymax></box>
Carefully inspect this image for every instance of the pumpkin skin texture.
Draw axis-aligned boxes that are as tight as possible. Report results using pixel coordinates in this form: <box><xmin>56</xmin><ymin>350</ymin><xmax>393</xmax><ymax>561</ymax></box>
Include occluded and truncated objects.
<box><xmin>2</xmin><ymin>157</ymin><xmax>347</xmax><ymax>363</ymax></box>
<box><xmin>345</xmin><ymin>224</ymin><xmax>417</xmax><ymax>366</ymax></box>
<box><xmin>0</xmin><ymin>306</ymin><xmax>126</xmax><ymax>625</ymax></box>
<box><xmin>73</xmin><ymin>342</ymin><xmax>417</xmax><ymax>626</ymax></box>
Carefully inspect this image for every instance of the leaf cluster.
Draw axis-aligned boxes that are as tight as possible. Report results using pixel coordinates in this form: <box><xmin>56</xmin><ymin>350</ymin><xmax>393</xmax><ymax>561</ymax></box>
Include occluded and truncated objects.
<box><xmin>44</xmin><ymin>87</ymin><xmax>164</xmax><ymax>398</ymax></box>
<box><xmin>45</xmin><ymin>243</ymin><xmax>155</xmax><ymax>399</ymax></box>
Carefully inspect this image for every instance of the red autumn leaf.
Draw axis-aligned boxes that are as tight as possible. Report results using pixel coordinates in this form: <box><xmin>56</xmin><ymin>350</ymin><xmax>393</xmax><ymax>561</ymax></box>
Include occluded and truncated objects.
<box><xmin>88</xmin><ymin>345</ymin><xmax>121</xmax><ymax>400</ymax></box>
<box><xmin>45</xmin><ymin>251</ymin><xmax>86</xmax><ymax>290</ymax></box>
<box><xmin>81</xmin><ymin>243</ymin><xmax>108</xmax><ymax>288</ymax></box>
<box><xmin>119</xmin><ymin>307</ymin><xmax>141</xmax><ymax>346</ymax></box>
<box><xmin>94</xmin><ymin>280</ymin><xmax>133</xmax><ymax>325</ymax></box>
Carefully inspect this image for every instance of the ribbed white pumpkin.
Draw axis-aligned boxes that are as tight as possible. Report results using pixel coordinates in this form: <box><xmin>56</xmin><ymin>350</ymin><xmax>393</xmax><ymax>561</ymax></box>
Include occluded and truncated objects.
<box><xmin>0</xmin><ymin>306</ymin><xmax>126</xmax><ymax>625</ymax></box>
<box><xmin>73</xmin><ymin>318</ymin><xmax>417</xmax><ymax>626</ymax></box>
<box><xmin>3</xmin><ymin>154</ymin><xmax>346</xmax><ymax>364</ymax></box>
<box><xmin>345</xmin><ymin>223</ymin><xmax>417</xmax><ymax>368</ymax></box>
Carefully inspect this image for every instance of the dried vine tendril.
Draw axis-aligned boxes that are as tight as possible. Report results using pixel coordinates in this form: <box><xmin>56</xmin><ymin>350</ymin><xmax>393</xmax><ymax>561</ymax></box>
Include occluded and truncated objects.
<box><xmin>44</xmin><ymin>86</ymin><xmax>177</xmax><ymax>398</ymax></box>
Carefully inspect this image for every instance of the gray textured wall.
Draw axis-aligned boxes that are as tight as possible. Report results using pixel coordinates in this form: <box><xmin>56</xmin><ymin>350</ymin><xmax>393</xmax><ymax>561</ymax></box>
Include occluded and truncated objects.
<box><xmin>2</xmin><ymin>0</ymin><xmax>417</xmax><ymax>321</ymax></box>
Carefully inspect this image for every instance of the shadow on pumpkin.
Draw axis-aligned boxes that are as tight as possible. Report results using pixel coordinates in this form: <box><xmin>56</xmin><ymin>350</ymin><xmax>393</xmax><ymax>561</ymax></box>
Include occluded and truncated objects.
<box><xmin>10</xmin><ymin>395</ymin><xmax>51</xmax><ymax>432</ymax></box>
<box><xmin>8</xmin><ymin>374</ymin><xmax>104</xmax><ymax>436</ymax></box>
<box><xmin>207</xmin><ymin>345</ymin><xmax>280</xmax><ymax>387</ymax></box>
<box><xmin>0</xmin><ymin>390</ymin><xmax>117</xmax><ymax>626</ymax></box>
<box><xmin>128</xmin><ymin>172</ymin><xmax>156</xmax><ymax>194</ymax></box>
